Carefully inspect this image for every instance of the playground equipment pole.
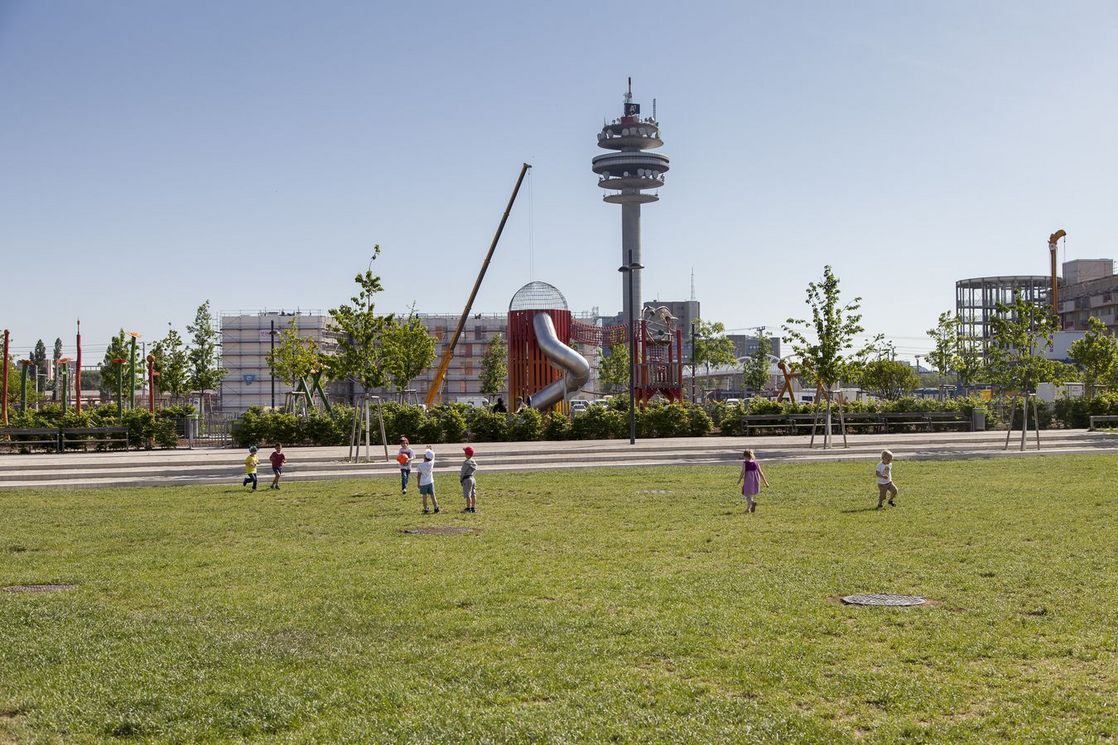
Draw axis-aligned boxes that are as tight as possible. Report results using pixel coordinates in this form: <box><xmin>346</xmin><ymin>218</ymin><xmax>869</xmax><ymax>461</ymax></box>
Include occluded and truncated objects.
<box><xmin>19</xmin><ymin>360</ymin><xmax>30</xmax><ymax>413</ymax></box>
<box><xmin>1</xmin><ymin>329</ymin><xmax>8</xmax><ymax>425</ymax></box>
<box><xmin>425</xmin><ymin>162</ymin><xmax>531</xmax><ymax>407</ymax></box>
<box><xmin>113</xmin><ymin>357</ymin><xmax>126</xmax><ymax>421</ymax></box>
<box><xmin>59</xmin><ymin>359</ymin><xmax>70</xmax><ymax>414</ymax></box>
<box><xmin>147</xmin><ymin>355</ymin><xmax>157</xmax><ymax>414</ymax></box>
<box><xmin>128</xmin><ymin>332</ymin><xmax>140</xmax><ymax>409</ymax></box>
<box><xmin>75</xmin><ymin>319</ymin><xmax>82</xmax><ymax>414</ymax></box>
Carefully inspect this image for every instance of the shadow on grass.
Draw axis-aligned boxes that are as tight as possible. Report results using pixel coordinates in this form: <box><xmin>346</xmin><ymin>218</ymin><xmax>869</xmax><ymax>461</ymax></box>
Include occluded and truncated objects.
<box><xmin>839</xmin><ymin>507</ymin><xmax>881</xmax><ymax>514</ymax></box>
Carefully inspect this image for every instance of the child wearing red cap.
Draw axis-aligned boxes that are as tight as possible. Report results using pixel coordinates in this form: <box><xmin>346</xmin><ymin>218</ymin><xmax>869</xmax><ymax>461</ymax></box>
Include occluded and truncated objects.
<box><xmin>460</xmin><ymin>446</ymin><xmax>478</xmax><ymax>513</ymax></box>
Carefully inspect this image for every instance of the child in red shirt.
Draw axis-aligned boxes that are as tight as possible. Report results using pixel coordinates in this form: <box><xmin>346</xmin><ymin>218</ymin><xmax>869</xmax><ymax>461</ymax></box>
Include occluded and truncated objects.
<box><xmin>269</xmin><ymin>444</ymin><xmax>287</xmax><ymax>490</ymax></box>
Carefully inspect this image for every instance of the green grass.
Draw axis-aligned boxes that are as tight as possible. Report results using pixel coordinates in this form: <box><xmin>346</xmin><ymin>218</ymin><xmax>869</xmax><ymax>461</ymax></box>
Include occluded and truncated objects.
<box><xmin>2</xmin><ymin>456</ymin><xmax>1117</xmax><ymax>743</ymax></box>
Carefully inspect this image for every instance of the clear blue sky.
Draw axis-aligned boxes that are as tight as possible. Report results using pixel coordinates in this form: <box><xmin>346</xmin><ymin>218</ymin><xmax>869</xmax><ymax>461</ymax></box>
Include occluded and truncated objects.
<box><xmin>3</xmin><ymin>1</ymin><xmax>1117</xmax><ymax>361</ymax></box>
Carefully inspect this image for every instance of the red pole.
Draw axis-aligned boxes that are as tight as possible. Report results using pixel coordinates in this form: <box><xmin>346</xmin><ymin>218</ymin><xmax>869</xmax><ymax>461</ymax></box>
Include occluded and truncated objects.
<box><xmin>1</xmin><ymin>329</ymin><xmax>9</xmax><ymax>425</ymax></box>
<box><xmin>75</xmin><ymin>319</ymin><xmax>82</xmax><ymax>414</ymax></box>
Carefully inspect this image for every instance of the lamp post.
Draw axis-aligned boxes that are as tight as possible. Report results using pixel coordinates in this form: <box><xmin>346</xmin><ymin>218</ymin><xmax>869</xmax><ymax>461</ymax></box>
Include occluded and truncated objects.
<box><xmin>618</xmin><ymin>251</ymin><xmax>644</xmax><ymax>445</ymax></box>
<box><xmin>147</xmin><ymin>355</ymin><xmax>159</xmax><ymax>414</ymax></box>
<box><xmin>113</xmin><ymin>357</ymin><xmax>127</xmax><ymax>421</ymax></box>
<box><xmin>270</xmin><ymin>319</ymin><xmax>277</xmax><ymax>409</ymax></box>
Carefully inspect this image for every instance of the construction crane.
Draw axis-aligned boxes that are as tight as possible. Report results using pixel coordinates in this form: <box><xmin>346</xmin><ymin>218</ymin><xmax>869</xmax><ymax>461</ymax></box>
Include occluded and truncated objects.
<box><xmin>1049</xmin><ymin>229</ymin><xmax>1066</xmax><ymax>321</ymax></box>
<box><xmin>425</xmin><ymin>163</ymin><xmax>531</xmax><ymax>407</ymax></box>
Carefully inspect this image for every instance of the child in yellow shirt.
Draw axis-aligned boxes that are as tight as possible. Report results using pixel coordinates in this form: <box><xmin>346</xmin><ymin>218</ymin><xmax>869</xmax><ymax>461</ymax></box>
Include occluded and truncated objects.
<box><xmin>242</xmin><ymin>446</ymin><xmax>259</xmax><ymax>491</ymax></box>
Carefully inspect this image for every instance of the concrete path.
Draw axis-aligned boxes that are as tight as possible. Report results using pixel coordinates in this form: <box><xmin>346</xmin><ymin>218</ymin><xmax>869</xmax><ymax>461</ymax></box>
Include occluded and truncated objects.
<box><xmin>1</xmin><ymin>429</ymin><xmax>1114</xmax><ymax>490</ymax></box>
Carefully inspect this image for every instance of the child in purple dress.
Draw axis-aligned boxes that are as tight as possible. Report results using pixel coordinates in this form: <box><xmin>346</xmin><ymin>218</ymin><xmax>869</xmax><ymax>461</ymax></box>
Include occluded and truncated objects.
<box><xmin>737</xmin><ymin>449</ymin><xmax>769</xmax><ymax>513</ymax></box>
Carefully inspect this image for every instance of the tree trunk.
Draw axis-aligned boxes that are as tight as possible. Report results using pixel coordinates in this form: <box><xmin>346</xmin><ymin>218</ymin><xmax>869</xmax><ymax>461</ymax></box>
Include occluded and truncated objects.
<box><xmin>824</xmin><ymin>389</ymin><xmax>833</xmax><ymax>449</ymax></box>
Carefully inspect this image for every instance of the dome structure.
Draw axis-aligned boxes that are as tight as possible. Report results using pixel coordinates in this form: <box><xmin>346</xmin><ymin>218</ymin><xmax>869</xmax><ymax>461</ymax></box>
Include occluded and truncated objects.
<box><xmin>509</xmin><ymin>281</ymin><xmax>568</xmax><ymax>312</ymax></box>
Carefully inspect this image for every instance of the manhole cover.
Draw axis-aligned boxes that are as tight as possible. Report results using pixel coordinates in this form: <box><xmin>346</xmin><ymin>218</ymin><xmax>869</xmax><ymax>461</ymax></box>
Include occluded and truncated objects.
<box><xmin>401</xmin><ymin>527</ymin><xmax>475</xmax><ymax>536</ymax></box>
<box><xmin>841</xmin><ymin>594</ymin><xmax>926</xmax><ymax>607</ymax></box>
<box><xmin>2</xmin><ymin>584</ymin><xmax>74</xmax><ymax>593</ymax></box>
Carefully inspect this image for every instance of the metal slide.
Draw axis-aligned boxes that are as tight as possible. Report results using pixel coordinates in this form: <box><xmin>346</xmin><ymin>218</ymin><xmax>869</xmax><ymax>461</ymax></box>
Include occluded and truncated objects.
<box><xmin>527</xmin><ymin>312</ymin><xmax>591</xmax><ymax>410</ymax></box>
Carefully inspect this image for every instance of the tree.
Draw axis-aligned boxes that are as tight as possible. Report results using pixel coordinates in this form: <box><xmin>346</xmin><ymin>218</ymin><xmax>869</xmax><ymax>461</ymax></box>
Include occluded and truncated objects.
<box><xmin>954</xmin><ymin>324</ymin><xmax>985</xmax><ymax>392</ymax></box>
<box><xmin>266</xmin><ymin>317</ymin><xmax>322</xmax><ymax>389</ymax></box>
<box><xmin>985</xmin><ymin>291</ymin><xmax>1058</xmax><ymax>395</ymax></box>
<box><xmin>783</xmin><ymin>265</ymin><xmax>879</xmax><ymax>447</ymax></box>
<box><xmin>325</xmin><ymin>246</ymin><xmax>394</xmax><ymax>394</ymax></box>
<box><xmin>479</xmin><ymin>333</ymin><xmax>508</xmax><ymax>400</ymax></box>
<box><xmin>926</xmin><ymin>311</ymin><xmax>957</xmax><ymax>397</ymax></box>
<box><xmin>31</xmin><ymin>339</ymin><xmax>47</xmax><ymax>380</ymax></box>
<box><xmin>598</xmin><ymin>343</ymin><xmax>629</xmax><ymax>394</ymax></box>
<box><xmin>381</xmin><ymin>312</ymin><xmax>436</xmax><ymax>398</ymax></box>
<box><xmin>1068</xmin><ymin>316</ymin><xmax>1118</xmax><ymax>399</ymax></box>
<box><xmin>151</xmin><ymin>328</ymin><xmax>189</xmax><ymax>402</ymax></box>
<box><xmin>50</xmin><ymin>337</ymin><xmax>63</xmax><ymax>395</ymax></box>
<box><xmin>860</xmin><ymin>359</ymin><xmax>920</xmax><ymax>400</ymax></box>
<box><xmin>99</xmin><ymin>330</ymin><xmax>142</xmax><ymax>401</ymax></box>
<box><xmin>691</xmin><ymin>319</ymin><xmax>737</xmax><ymax>398</ymax></box>
<box><xmin>741</xmin><ymin>335</ymin><xmax>772</xmax><ymax>394</ymax></box>
<box><xmin>187</xmin><ymin>300</ymin><xmax>224</xmax><ymax>395</ymax></box>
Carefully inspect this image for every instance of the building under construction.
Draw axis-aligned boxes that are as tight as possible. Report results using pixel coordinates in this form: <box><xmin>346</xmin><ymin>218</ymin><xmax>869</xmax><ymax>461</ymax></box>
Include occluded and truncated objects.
<box><xmin>955</xmin><ymin>275</ymin><xmax>1053</xmax><ymax>353</ymax></box>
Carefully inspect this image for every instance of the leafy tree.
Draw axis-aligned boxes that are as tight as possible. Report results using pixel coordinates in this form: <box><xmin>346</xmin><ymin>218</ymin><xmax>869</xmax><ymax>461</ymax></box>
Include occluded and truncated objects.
<box><xmin>860</xmin><ymin>359</ymin><xmax>920</xmax><ymax>400</ymax></box>
<box><xmin>741</xmin><ymin>335</ymin><xmax>772</xmax><ymax>394</ymax></box>
<box><xmin>1068</xmin><ymin>316</ymin><xmax>1118</xmax><ymax>399</ymax></box>
<box><xmin>985</xmin><ymin>291</ymin><xmax>1058</xmax><ymax>395</ymax></box>
<box><xmin>325</xmin><ymin>246</ymin><xmax>394</xmax><ymax>393</ymax></box>
<box><xmin>783</xmin><ymin>265</ymin><xmax>879</xmax><ymax>447</ymax></box>
<box><xmin>954</xmin><ymin>325</ymin><xmax>985</xmax><ymax>391</ymax></box>
<box><xmin>151</xmin><ymin>328</ymin><xmax>189</xmax><ymax>402</ymax></box>
<box><xmin>187</xmin><ymin>300</ymin><xmax>224</xmax><ymax>395</ymax></box>
<box><xmin>31</xmin><ymin>339</ymin><xmax>47</xmax><ymax>380</ymax></box>
<box><xmin>691</xmin><ymin>320</ymin><xmax>737</xmax><ymax>398</ymax></box>
<box><xmin>381</xmin><ymin>312</ymin><xmax>436</xmax><ymax>398</ymax></box>
<box><xmin>926</xmin><ymin>311</ymin><xmax>957</xmax><ymax>397</ymax></box>
<box><xmin>266</xmin><ymin>317</ymin><xmax>322</xmax><ymax>389</ymax></box>
<box><xmin>479</xmin><ymin>333</ymin><xmax>508</xmax><ymax>399</ymax></box>
<box><xmin>50</xmin><ymin>337</ymin><xmax>63</xmax><ymax>394</ymax></box>
<box><xmin>598</xmin><ymin>343</ymin><xmax>629</xmax><ymax>394</ymax></box>
<box><xmin>99</xmin><ymin>330</ymin><xmax>143</xmax><ymax>402</ymax></box>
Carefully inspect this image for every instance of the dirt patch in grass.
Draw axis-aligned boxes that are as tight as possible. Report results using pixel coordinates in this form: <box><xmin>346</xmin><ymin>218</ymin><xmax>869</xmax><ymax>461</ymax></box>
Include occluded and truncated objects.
<box><xmin>401</xmin><ymin>527</ymin><xmax>476</xmax><ymax>536</ymax></box>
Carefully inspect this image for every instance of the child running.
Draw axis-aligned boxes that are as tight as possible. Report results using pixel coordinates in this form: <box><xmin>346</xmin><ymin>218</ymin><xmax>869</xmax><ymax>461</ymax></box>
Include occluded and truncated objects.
<box><xmin>460</xmin><ymin>446</ymin><xmax>477</xmax><ymax>513</ymax></box>
<box><xmin>417</xmin><ymin>447</ymin><xmax>439</xmax><ymax>514</ymax></box>
<box><xmin>875</xmin><ymin>450</ymin><xmax>898</xmax><ymax>509</ymax></box>
<box><xmin>269</xmin><ymin>444</ymin><xmax>286</xmax><ymax>490</ymax></box>
<box><xmin>242</xmin><ymin>446</ymin><xmax>259</xmax><ymax>491</ymax></box>
<box><xmin>397</xmin><ymin>436</ymin><xmax>415</xmax><ymax>495</ymax></box>
<box><xmin>736</xmin><ymin>449</ymin><xmax>769</xmax><ymax>513</ymax></box>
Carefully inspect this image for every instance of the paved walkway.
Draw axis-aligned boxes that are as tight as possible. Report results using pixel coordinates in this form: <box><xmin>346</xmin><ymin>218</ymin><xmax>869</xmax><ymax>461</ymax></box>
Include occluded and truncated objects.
<box><xmin>1</xmin><ymin>429</ymin><xmax>1114</xmax><ymax>489</ymax></box>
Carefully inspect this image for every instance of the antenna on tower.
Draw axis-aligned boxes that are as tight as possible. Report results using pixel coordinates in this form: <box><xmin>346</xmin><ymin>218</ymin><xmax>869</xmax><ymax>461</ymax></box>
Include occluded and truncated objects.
<box><xmin>690</xmin><ymin>267</ymin><xmax>696</xmax><ymax>301</ymax></box>
<box><xmin>653</xmin><ymin>98</ymin><xmax>657</xmax><ymax>119</ymax></box>
<box><xmin>626</xmin><ymin>77</ymin><xmax>632</xmax><ymax>101</ymax></box>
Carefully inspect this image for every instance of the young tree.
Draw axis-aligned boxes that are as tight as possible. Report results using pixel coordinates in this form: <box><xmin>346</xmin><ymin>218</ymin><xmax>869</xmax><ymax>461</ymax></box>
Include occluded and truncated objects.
<box><xmin>187</xmin><ymin>300</ymin><xmax>224</xmax><ymax>396</ymax></box>
<box><xmin>598</xmin><ymin>343</ymin><xmax>630</xmax><ymax>394</ymax></box>
<box><xmin>381</xmin><ymin>312</ymin><xmax>437</xmax><ymax>399</ymax></box>
<box><xmin>1068</xmin><ymin>316</ymin><xmax>1118</xmax><ymax>399</ymax></box>
<box><xmin>741</xmin><ymin>335</ymin><xmax>772</xmax><ymax>395</ymax></box>
<box><xmin>325</xmin><ymin>247</ymin><xmax>394</xmax><ymax>395</ymax></box>
<box><xmin>478</xmin><ymin>333</ymin><xmax>508</xmax><ymax>400</ymax></box>
<box><xmin>954</xmin><ymin>325</ymin><xmax>985</xmax><ymax>392</ymax></box>
<box><xmin>31</xmin><ymin>339</ymin><xmax>47</xmax><ymax>380</ymax></box>
<box><xmin>926</xmin><ymin>311</ymin><xmax>957</xmax><ymax>398</ymax></box>
<box><xmin>691</xmin><ymin>319</ymin><xmax>738</xmax><ymax>398</ymax></box>
<box><xmin>860</xmin><ymin>359</ymin><xmax>921</xmax><ymax>400</ymax></box>
<box><xmin>266</xmin><ymin>317</ymin><xmax>322</xmax><ymax>389</ymax></box>
<box><xmin>783</xmin><ymin>265</ymin><xmax>879</xmax><ymax>447</ymax></box>
<box><xmin>151</xmin><ymin>328</ymin><xmax>190</xmax><ymax>402</ymax></box>
<box><xmin>98</xmin><ymin>330</ymin><xmax>143</xmax><ymax>402</ymax></box>
<box><xmin>50</xmin><ymin>337</ymin><xmax>63</xmax><ymax>395</ymax></box>
<box><xmin>986</xmin><ymin>291</ymin><xmax>1058</xmax><ymax>396</ymax></box>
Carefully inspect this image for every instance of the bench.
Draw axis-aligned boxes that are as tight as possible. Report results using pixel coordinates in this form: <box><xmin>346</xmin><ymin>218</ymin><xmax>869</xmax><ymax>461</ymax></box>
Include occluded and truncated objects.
<box><xmin>61</xmin><ymin>426</ymin><xmax>130</xmax><ymax>451</ymax></box>
<box><xmin>0</xmin><ymin>428</ymin><xmax>62</xmax><ymax>453</ymax></box>
<box><xmin>1088</xmin><ymin>415</ymin><xmax>1118</xmax><ymax>431</ymax></box>
<box><xmin>926</xmin><ymin>412</ymin><xmax>972</xmax><ymax>431</ymax></box>
<box><xmin>739</xmin><ymin>414</ymin><xmax>793</xmax><ymax>436</ymax></box>
<box><xmin>878</xmin><ymin>412</ymin><xmax>932</xmax><ymax>432</ymax></box>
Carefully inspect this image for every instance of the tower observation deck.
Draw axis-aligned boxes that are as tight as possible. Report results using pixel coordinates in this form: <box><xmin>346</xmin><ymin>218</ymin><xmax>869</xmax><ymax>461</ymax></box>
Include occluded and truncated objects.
<box><xmin>591</xmin><ymin>80</ymin><xmax>669</xmax><ymax>327</ymax></box>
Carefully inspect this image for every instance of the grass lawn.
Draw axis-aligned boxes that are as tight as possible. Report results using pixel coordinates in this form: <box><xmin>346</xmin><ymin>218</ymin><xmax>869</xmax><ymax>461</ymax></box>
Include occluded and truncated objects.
<box><xmin>2</xmin><ymin>455</ymin><xmax>1117</xmax><ymax>743</ymax></box>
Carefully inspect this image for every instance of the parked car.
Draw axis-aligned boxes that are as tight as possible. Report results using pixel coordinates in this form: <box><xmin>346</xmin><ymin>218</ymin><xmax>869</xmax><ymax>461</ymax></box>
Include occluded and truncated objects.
<box><xmin>570</xmin><ymin>400</ymin><xmax>592</xmax><ymax>414</ymax></box>
<box><xmin>724</xmin><ymin>398</ymin><xmax>743</xmax><ymax>408</ymax></box>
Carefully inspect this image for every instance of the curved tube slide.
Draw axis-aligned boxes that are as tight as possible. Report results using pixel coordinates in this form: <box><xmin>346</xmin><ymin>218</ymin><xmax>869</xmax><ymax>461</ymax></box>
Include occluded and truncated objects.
<box><xmin>527</xmin><ymin>312</ymin><xmax>591</xmax><ymax>410</ymax></box>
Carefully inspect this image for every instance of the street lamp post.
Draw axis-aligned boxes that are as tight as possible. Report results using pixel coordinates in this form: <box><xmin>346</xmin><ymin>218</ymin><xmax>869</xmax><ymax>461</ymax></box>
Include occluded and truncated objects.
<box><xmin>618</xmin><ymin>251</ymin><xmax>644</xmax><ymax>445</ymax></box>
<box><xmin>113</xmin><ymin>357</ymin><xmax>127</xmax><ymax>421</ymax></box>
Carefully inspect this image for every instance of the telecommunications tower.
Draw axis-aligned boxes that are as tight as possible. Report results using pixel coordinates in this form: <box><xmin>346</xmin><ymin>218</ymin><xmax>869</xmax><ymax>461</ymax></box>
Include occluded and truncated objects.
<box><xmin>592</xmin><ymin>79</ymin><xmax>669</xmax><ymax>326</ymax></box>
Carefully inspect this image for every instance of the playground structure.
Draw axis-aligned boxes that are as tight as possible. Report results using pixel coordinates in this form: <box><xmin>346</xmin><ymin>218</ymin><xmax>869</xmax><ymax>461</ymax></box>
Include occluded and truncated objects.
<box><xmin>507</xmin><ymin>282</ymin><xmax>587</xmax><ymax>412</ymax></box>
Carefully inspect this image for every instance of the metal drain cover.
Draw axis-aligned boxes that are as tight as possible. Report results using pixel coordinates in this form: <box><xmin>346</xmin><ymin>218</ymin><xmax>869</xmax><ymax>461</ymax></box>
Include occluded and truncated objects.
<box><xmin>841</xmin><ymin>593</ymin><xmax>926</xmax><ymax>607</ymax></box>
<box><xmin>2</xmin><ymin>584</ymin><xmax>74</xmax><ymax>593</ymax></box>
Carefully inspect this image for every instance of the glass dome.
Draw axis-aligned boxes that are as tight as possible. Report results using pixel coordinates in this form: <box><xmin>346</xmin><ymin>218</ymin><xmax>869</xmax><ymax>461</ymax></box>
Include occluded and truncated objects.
<box><xmin>509</xmin><ymin>281</ymin><xmax>568</xmax><ymax>312</ymax></box>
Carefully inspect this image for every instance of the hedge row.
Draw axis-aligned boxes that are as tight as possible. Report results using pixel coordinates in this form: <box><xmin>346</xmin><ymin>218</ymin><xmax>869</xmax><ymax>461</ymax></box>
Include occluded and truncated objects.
<box><xmin>231</xmin><ymin>401</ymin><xmax>714</xmax><ymax>448</ymax></box>
<box><xmin>2</xmin><ymin>403</ymin><xmax>192</xmax><ymax>449</ymax></box>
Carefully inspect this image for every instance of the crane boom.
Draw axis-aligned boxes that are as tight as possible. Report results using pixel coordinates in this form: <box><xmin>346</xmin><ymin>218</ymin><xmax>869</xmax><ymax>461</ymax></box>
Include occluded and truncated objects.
<box><xmin>425</xmin><ymin>163</ymin><xmax>531</xmax><ymax>407</ymax></box>
<box><xmin>1048</xmin><ymin>229</ymin><xmax>1066</xmax><ymax>320</ymax></box>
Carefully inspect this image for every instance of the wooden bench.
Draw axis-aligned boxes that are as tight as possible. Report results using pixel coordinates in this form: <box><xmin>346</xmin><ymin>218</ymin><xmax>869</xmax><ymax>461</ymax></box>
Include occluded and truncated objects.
<box><xmin>0</xmin><ymin>428</ymin><xmax>61</xmax><ymax>453</ymax></box>
<box><xmin>738</xmin><ymin>414</ymin><xmax>794</xmax><ymax>436</ymax></box>
<box><xmin>878</xmin><ymin>412</ymin><xmax>932</xmax><ymax>432</ymax></box>
<box><xmin>926</xmin><ymin>412</ymin><xmax>972</xmax><ymax>431</ymax></box>
<box><xmin>1088</xmin><ymin>415</ymin><xmax>1118</xmax><ymax>431</ymax></box>
<box><xmin>839</xmin><ymin>413</ymin><xmax>881</xmax><ymax>433</ymax></box>
<box><xmin>61</xmin><ymin>426</ymin><xmax>130</xmax><ymax>451</ymax></box>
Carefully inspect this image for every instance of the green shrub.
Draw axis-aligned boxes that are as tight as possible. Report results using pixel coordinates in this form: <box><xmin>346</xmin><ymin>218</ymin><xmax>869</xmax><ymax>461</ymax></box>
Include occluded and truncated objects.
<box><xmin>426</xmin><ymin>405</ymin><xmax>468</xmax><ymax>444</ymax></box>
<box><xmin>688</xmin><ymin>406</ymin><xmax>714</xmax><ymax>437</ymax></box>
<box><xmin>571</xmin><ymin>405</ymin><xmax>626</xmax><ymax>439</ymax></box>
<box><xmin>542</xmin><ymin>412</ymin><xmax>571</xmax><ymax>441</ymax></box>
<box><xmin>508</xmin><ymin>408</ymin><xmax>543</xmax><ymax>441</ymax></box>
<box><xmin>469</xmin><ymin>411</ymin><xmax>509</xmax><ymax>442</ymax></box>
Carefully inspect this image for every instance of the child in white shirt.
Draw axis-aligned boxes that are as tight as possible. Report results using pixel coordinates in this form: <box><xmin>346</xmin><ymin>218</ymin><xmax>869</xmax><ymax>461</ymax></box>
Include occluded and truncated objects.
<box><xmin>875</xmin><ymin>450</ymin><xmax>898</xmax><ymax>509</ymax></box>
